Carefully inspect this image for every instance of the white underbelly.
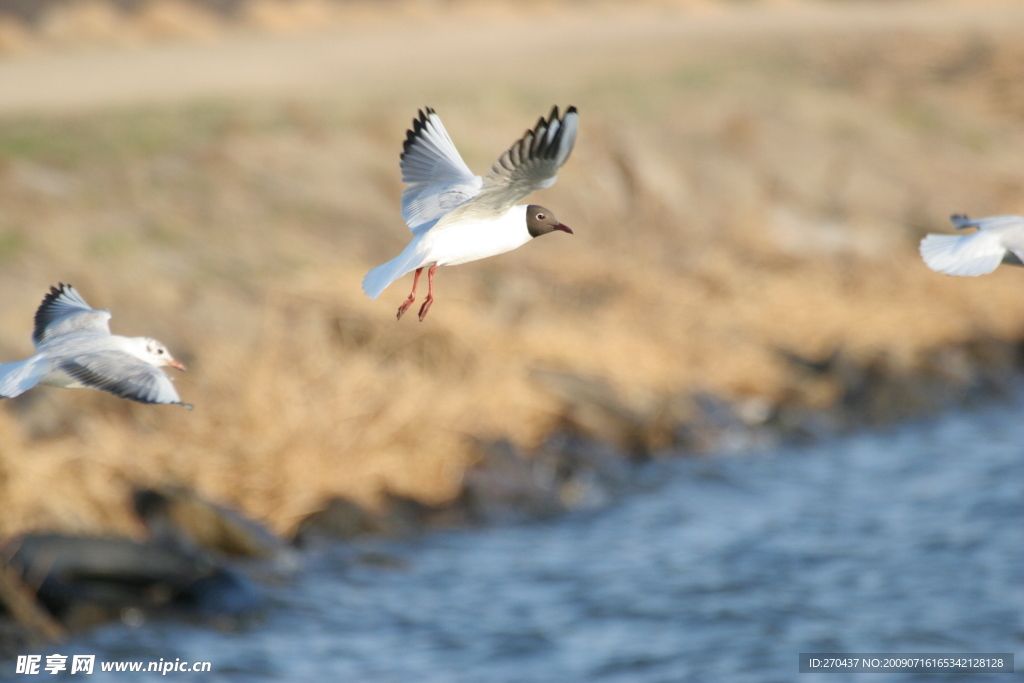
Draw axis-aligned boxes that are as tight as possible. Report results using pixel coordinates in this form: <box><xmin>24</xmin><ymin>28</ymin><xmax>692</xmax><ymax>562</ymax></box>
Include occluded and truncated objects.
<box><xmin>434</xmin><ymin>231</ymin><xmax>527</xmax><ymax>266</ymax></box>
<box><xmin>422</xmin><ymin>210</ymin><xmax>531</xmax><ymax>268</ymax></box>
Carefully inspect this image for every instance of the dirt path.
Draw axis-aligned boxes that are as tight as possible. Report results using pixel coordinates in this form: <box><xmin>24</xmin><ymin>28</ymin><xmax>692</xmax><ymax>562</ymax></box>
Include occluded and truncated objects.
<box><xmin>0</xmin><ymin>1</ymin><xmax>1022</xmax><ymax>116</ymax></box>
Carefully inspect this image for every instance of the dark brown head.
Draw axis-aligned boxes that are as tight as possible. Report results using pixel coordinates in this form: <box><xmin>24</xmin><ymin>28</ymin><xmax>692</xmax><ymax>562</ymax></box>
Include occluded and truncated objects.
<box><xmin>526</xmin><ymin>205</ymin><xmax>572</xmax><ymax>238</ymax></box>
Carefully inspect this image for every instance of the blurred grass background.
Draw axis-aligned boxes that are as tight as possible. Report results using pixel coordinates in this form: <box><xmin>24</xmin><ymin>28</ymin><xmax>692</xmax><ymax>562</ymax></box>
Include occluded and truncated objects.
<box><xmin>2</xmin><ymin>0</ymin><xmax>1024</xmax><ymax>539</ymax></box>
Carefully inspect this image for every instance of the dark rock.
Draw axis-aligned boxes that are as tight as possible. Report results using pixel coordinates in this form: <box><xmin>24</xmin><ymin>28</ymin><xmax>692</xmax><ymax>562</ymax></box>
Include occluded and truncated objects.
<box><xmin>378</xmin><ymin>489</ymin><xmax>451</xmax><ymax>535</ymax></box>
<box><xmin>2</xmin><ymin>534</ymin><xmax>260</xmax><ymax>628</ymax></box>
<box><xmin>846</xmin><ymin>353</ymin><xmax>947</xmax><ymax>425</ymax></box>
<box><xmin>293</xmin><ymin>489</ymin><xmax>461</xmax><ymax>546</ymax></box>
<box><xmin>770</xmin><ymin>403</ymin><xmax>842</xmax><ymax>442</ymax></box>
<box><xmin>293</xmin><ymin>497</ymin><xmax>383</xmax><ymax>545</ymax></box>
<box><xmin>533</xmin><ymin>432</ymin><xmax>632</xmax><ymax>511</ymax></box>
<box><xmin>301</xmin><ymin>437</ymin><xmax>634</xmax><ymax>534</ymax></box>
<box><xmin>457</xmin><ymin>440</ymin><xmax>563</xmax><ymax>524</ymax></box>
<box><xmin>959</xmin><ymin>336</ymin><xmax>1019</xmax><ymax>396</ymax></box>
<box><xmin>775</xmin><ymin>337</ymin><xmax>1023</xmax><ymax>431</ymax></box>
<box><xmin>133</xmin><ymin>487</ymin><xmax>298</xmax><ymax>572</ymax></box>
<box><xmin>172</xmin><ymin>567</ymin><xmax>262</xmax><ymax>618</ymax></box>
<box><xmin>531</xmin><ymin>368</ymin><xmax>671</xmax><ymax>456</ymax></box>
<box><xmin>669</xmin><ymin>392</ymin><xmax>774</xmax><ymax>453</ymax></box>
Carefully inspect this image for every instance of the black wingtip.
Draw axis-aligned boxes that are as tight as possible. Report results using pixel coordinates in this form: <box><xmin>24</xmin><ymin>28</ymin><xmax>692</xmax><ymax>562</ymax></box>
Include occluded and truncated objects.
<box><xmin>402</xmin><ymin>107</ymin><xmax>437</xmax><ymax>158</ymax></box>
<box><xmin>33</xmin><ymin>283</ymin><xmax>73</xmax><ymax>345</ymax></box>
<box><xmin>547</xmin><ymin>105</ymin><xmax>578</xmax><ymax>124</ymax></box>
<box><xmin>546</xmin><ymin>107</ymin><xmax>571</xmax><ymax>157</ymax></box>
<box><xmin>41</xmin><ymin>282</ymin><xmax>71</xmax><ymax>304</ymax></box>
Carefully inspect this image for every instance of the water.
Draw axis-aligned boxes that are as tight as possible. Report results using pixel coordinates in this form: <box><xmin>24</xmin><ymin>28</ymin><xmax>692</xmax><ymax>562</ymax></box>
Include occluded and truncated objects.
<box><xmin>30</xmin><ymin>399</ymin><xmax>1024</xmax><ymax>681</ymax></box>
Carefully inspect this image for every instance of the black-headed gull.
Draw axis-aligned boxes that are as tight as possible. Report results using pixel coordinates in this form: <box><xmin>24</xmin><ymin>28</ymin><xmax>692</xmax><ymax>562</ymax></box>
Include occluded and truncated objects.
<box><xmin>363</xmin><ymin>105</ymin><xmax>578</xmax><ymax>321</ymax></box>
<box><xmin>920</xmin><ymin>214</ymin><xmax>1024</xmax><ymax>276</ymax></box>
<box><xmin>0</xmin><ymin>284</ymin><xmax>191</xmax><ymax>408</ymax></box>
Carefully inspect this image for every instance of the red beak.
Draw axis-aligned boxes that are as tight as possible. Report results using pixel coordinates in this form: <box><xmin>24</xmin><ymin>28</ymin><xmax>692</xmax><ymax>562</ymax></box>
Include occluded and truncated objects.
<box><xmin>168</xmin><ymin>359</ymin><xmax>186</xmax><ymax>372</ymax></box>
<box><xmin>554</xmin><ymin>223</ymin><xmax>573</xmax><ymax>234</ymax></box>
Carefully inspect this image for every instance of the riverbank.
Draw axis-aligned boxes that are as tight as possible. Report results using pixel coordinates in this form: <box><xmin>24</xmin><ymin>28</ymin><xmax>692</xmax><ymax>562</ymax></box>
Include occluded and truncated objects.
<box><xmin>8</xmin><ymin>389</ymin><xmax>1024</xmax><ymax>680</ymax></box>
<box><xmin>2</xmin><ymin>0</ymin><xmax>1024</xmax><ymax>542</ymax></box>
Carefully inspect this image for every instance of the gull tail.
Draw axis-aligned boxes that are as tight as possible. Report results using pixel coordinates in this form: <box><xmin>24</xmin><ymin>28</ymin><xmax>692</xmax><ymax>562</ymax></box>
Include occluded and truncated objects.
<box><xmin>0</xmin><ymin>355</ymin><xmax>50</xmax><ymax>399</ymax></box>
<box><xmin>362</xmin><ymin>248</ymin><xmax>425</xmax><ymax>300</ymax></box>
<box><xmin>919</xmin><ymin>231</ymin><xmax>1007</xmax><ymax>277</ymax></box>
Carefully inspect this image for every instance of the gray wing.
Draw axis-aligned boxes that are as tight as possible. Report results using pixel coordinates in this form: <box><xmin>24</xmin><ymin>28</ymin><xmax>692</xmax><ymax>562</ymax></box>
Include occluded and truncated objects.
<box><xmin>400</xmin><ymin>108</ymin><xmax>483</xmax><ymax>235</ymax></box>
<box><xmin>33</xmin><ymin>283</ymin><xmax>111</xmax><ymax>348</ymax></box>
<box><xmin>59</xmin><ymin>351</ymin><xmax>186</xmax><ymax>406</ymax></box>
<box><xmin>470</xmin><ymin>105</ymin><xmax>578</xmax><ymax>214</ymax></box>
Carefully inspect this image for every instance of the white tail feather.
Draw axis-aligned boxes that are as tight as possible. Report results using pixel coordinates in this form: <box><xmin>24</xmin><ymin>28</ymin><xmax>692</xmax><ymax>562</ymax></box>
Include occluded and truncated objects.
<box><xmin>362</xmin><ymin>249</ymin><xmax>425</xmax><ymax>300</ymax></box>
<box><xmin>0</xmin><ymin>355</ymin><xmax>50</xmax><ymax>399</ymax></box>
<box><xmin>919</xmin><ymin>231</ymin><xmax>1006</xmax><ymax>277</ymax></box>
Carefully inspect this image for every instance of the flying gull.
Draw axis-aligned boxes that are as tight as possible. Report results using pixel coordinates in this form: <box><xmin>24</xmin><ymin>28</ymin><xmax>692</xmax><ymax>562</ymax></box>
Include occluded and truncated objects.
<box><xmin>0</xmin><ymin>284</ymin><xmax>190</xmax><ymax>408</ymax></box>
<box><xmin>920</xmin><ymin>214</ymin><xmax>1024</xmax><ymax>276</ymax></box>
<box><xmin>363</xmin><ymin>105</ymin><xmax>578</xmax><ymax>320</ymax></box>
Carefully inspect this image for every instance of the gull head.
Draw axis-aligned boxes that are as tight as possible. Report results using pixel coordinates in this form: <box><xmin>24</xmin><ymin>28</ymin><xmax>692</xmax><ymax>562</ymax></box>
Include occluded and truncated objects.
<box><xmin>526</xmin><ymin>205</ymin><xmax>573</xmax><ymax>238</ymax></box>
<box><xmin>134</xmin><ymin>337</ymin><xmax>186</xmax><ymax>371</ymax></box>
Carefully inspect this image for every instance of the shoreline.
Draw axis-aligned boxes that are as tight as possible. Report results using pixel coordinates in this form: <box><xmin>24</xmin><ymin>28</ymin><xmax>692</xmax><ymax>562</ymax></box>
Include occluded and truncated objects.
<box><xmin>2</xmin><ymin>329</ymin><xmax>1021</xmax><ymax>653</ymax></box>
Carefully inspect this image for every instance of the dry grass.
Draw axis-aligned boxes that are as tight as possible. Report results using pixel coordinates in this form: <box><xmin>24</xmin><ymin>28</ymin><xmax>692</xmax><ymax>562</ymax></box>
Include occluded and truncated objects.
<box><xmin>3</xmin><ymin>1</ymin><xmax>1024</xmax><ymax>538</ymax></box>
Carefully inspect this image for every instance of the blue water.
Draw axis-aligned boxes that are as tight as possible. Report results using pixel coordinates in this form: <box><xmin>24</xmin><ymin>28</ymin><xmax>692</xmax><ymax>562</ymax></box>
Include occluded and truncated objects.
<box><xmin>21</xmin><ymin>399</ymin><xmax>1024</xmax><ymax>681</ymax></box>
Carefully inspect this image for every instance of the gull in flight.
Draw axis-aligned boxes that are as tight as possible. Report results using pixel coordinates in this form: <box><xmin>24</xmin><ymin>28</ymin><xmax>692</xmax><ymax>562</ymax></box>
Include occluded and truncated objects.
<box><xmin>362</xmin><ymin>105</ymin><xmax>579</xmax><ymax>320</ymax></box>
<box><xmin>919</xmin><ymin>214</ymin><xmax>1024</xmax><ymax>276</ymax></box>
<box><xmin>0</xmin><ymin>284</ymin><xmax>191</xmax><ymax>408</ymax></box>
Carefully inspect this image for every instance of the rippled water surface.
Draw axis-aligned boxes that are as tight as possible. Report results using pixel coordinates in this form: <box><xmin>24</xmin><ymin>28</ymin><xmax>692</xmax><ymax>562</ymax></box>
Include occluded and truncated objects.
<box><xmin>67</xmin><ymin>400</ymin><xmax>1024</xmax><ymax>681</ymax></box>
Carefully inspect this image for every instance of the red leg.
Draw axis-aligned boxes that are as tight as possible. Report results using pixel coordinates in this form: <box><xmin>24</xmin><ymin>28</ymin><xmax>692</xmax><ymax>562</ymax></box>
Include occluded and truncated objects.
<box><xmin>418</xmin><ymin>264</ymin><xmax>438</xmax><ymax>321</ymax></box>
<box><xmin>396</xmin><ymin>268</ymin><xmax>422</xmax><ymax>320</ymax></box>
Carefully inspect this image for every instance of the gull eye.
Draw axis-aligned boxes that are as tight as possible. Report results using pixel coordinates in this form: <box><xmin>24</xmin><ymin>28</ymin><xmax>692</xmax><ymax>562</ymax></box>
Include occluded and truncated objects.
<box><xmin>536</xmin><ymin>213</ymin><xmax>545</xmax><ymax>220</ymax></box>
<box><xmin>157</xmin><ymin>348</ymin><xmax>164</xmax><ymax>355</ymax></box>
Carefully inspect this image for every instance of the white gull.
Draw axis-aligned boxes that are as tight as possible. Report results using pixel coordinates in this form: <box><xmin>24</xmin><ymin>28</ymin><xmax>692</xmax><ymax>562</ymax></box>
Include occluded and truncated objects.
<box><xmin>0</xmin><ymin>284</ymin><xmax>190</xmax><ymax>408</ymax></box>
<box><xmin>363</xmin><ymin>105</ymin><xmax>579</xmax><ymax>320</ymax></box>
<box><xmin>920</xmin><ymin>214</ymin><xmax>1024</xmax><ymax>276</ymax></box>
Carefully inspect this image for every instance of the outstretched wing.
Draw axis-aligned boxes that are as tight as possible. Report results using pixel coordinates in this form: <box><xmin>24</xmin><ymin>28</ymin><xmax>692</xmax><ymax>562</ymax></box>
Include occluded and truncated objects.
<box><xmin>948</xmin><ymin>214</ymin><xmax>1024</xmax><ymax>267</ymax></box>
<box><xmin>0</xmin><ymin>356</ymin><xmax>50</xmax><ymax>399</ymax></box>
<box><xmin>919</xmin><ymin>230</ymin><xmax>1007</xmax><ymax>276</ymax></box>
<box><xmin>469</xmin><ymin>105</ymin><xmax>578</xmax><ymax>214</ymax></box>
<box><xmin>59</xmin><ymin>351</ymin><xmax>186</xmax><ymax>406</ymax></box>
<box><xmin>33</xmin><ymin>283</ymin><xmax>111</xmax><ymax>348</ymax></box>
<box><xmin>400</xmin><ymin>108</ymin><xmax>483</xmax><ymax>234</ymax></box>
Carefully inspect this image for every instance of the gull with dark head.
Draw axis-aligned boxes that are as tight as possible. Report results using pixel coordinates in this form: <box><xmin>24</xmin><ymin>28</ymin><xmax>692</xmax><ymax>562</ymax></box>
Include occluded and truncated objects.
<box><xmin>0</xmin><ymin>284</ymin><xmax>191</xmax><ymax>408</ymax></box>
<box><xmin>362</xmin><ymin>105</ymin><xmax>579</xmax><ymax>321</ymax></box>
<box><xmin>920</xmin><ymin>214</ymin><xmax>1024</xmax><ymax>276</ymax></box>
